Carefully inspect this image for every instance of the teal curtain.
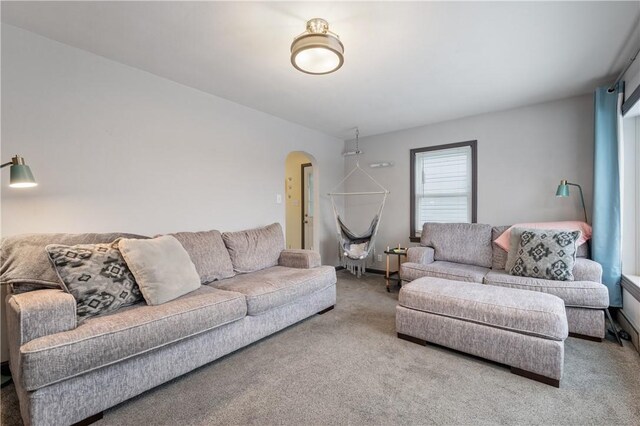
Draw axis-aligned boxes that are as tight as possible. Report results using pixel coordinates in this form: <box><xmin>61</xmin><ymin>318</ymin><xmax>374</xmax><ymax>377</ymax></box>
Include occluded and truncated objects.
<box><xmin>592</xmin><ymin>83</ymin><xmax>623</xmax><ymax>307</ymax></box>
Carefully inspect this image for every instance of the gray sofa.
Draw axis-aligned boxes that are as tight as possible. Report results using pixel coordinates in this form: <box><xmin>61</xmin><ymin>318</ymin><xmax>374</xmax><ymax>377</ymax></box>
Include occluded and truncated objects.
<box><xmin>2</xmin><ymin>224</ymin><xmax>336</xmax><ymax>426</ymax></box>
<box><xmin>401</xmin><ymin>223</ymin><xmax>609</xmax><ymax>340</ymax></box>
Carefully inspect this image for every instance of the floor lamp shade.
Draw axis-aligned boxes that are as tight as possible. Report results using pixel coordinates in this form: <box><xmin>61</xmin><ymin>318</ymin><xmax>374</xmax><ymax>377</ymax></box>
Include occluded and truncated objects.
<box><xmin>1</xmin><ymin>155</ymin><xmax>37</xmax><ymax>188</ymax></box>
<box><xmin>555</xmin><ymin>181</ymin><xmax>570</xmax><ymax>197</ymax></box>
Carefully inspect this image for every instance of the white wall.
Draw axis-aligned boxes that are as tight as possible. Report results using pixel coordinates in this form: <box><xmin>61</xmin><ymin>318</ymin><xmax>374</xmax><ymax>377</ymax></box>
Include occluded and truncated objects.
<box><xmin>0</xmin><ymin>25</ymin><xmax>344</xmax><ymax>361</ymax></box>
<box><xmin>343</xmin><ymin>95</ymin><xmax>594</xmax><ymax>270</ymax></box>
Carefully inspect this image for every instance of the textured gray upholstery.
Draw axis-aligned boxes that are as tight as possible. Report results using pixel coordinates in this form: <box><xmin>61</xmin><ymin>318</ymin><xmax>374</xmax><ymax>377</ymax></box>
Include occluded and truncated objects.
<box><xmin>483</xmin><ymin>270</ymin><xmax>609</xmax><ymax>309</ymax></box>
<box><xmin>576</xmin><ymin>241</ymin><xmax>589</xmax><ymax>258</ymax></box>
<box><xmin>406</xmin><ymin>246</ymin><xmax>435</xmax><ymax>264</ymax></box>
<box><xmin>213</xmin><ymin>266</ymin><xmax>336</xmax><ymax>315</ymax></box>
<box><xmin>1</xmin><ymin>232</ymin><xmax>147</xmax><ymax>293</ymax></box>
<box><xmin>491</xmin><ymin>225</ymin><xmax>509</xmax><ymax>270</ymax></box>
<box><xmin>19</xmin><ymin>286</ymin><xmax>247</xmax><ymax>390</ymax></box>
<box><xmin>420</xmin><ymin>223</ymin><xmax>493</xmax><ymax>268</ymax></box>
<box><xmin>572</xmin><ymin>258</ymin><xmax>603</xmax><ymax>282</ymax></box>
<box><xmin>278</xmin><ymin>249</ymin><xmax>321</xmax><ymax>269</ymax></box>
<box><xmin>399</xmin><ymin>278</ymin><xmax>568</xmax><ymax>340</ymax></box>
<box><xmin>168</xmin><ymin>230</ymin><xmax>235</xmax><ymax>283</ymax></box>
<box><xmin>401</xmin><ymin>261</ymin><xmax>489</xmax><ymax>283</ymax></box>
<box><xmin>566</xmin><ymin>307</ymin><xmax>605</xmax><ymax>338</ymax></box>
<box><xmin>396</xmin><ymin>306</ymin><xmax>565</xmax><ymax>380</ymax></box>
<box><xmin>6</xmin><ymin>225</ymin><xmax>337</xmax><ymax>426</ymax></box>
<box><xmin>13</xmin><ymin>285</ymin><xmax>336</xmax><ymax>426</ymax></box>
<box><xmin>222</xmin><ymin>223</ymin><xmax>285</xmax><ymax>273</ymax></box>
<box><xmin>6</xmin><ymin>289</ymin><xmax>76</xmax><ymax>345</ymax></box>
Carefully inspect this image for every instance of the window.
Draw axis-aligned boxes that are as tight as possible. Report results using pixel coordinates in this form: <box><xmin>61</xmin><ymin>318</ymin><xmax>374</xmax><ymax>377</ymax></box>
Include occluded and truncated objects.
<box><xmin>410</xmin><ymin>141</ymin><xmax>477</xmax><ymax>242</ymax></box>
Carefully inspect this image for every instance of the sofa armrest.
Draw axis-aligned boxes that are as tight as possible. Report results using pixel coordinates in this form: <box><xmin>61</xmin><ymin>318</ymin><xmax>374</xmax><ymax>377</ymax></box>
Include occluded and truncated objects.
<box><xmin>573</xmin><ymin>258</ymin><xmax>603</xmax><ymax>283</ymax></box>
<box><xmin>6</xmin><ymin>289</ymin><xmax>77</xmax><ymax>346</ymax></box>
<box><xmin>278</xmin><ymin>249</ymin><xmax>321</xmax><ymax>269</ymax></box>
<box><xmin>407</xmin><ymin>246</ymin><xmax>435</xmax><ymax>265</ymax></box>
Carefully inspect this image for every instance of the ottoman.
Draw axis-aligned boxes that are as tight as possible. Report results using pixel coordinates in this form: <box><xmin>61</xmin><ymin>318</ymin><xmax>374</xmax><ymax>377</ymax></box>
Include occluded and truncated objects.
<box><xmin>396</xmin><ymin>277</ymin><xmax>569</xmax><ymax>387</ymax></box>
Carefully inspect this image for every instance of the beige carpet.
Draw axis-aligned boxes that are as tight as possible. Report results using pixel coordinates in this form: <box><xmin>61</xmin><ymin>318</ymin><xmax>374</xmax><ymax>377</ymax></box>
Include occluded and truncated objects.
<box><xmin>2</xmin><ymin>270</ymin><xmax>639</xmax><ymax>425</ymax></box>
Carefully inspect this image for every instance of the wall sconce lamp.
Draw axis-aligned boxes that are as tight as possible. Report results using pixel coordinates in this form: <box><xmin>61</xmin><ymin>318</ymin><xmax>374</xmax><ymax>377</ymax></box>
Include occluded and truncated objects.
<box><xmin>1</xmin><ymin>155</ymin><xmax>37</xmax><ymax>188</ymax></box>
<box><xmin>555</xmin><ymin>179</ymin><xmax>587</xmax><ymax>223</ymax></box>
<box><xmin>369</xmin><ymin>162</ymin><xmax>393</xmax><ymax>168</ymax></box>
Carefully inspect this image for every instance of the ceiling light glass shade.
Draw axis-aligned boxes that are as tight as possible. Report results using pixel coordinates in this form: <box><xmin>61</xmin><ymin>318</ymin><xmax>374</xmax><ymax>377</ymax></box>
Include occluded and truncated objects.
<box><xmin>291</xmin><ymin>18</ymin><xmax>344</xmax><ymax>75</ymax></box>
<box><xmin>9</xmin><ymin>163</ymin><xmax>37</xmax><ymax>188</ymax></box>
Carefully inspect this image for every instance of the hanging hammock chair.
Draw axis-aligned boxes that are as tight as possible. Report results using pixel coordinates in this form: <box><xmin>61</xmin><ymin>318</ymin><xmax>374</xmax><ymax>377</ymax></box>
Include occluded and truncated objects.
<box><xmin>328</xmin><ymin>129</ymin><xmax>389</xmax><ymax>277</ymax></box>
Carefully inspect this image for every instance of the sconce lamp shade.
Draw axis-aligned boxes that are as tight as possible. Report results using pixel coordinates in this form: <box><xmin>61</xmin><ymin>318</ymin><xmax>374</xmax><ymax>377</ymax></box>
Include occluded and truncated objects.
<box><xmin>2</xmin><ymin>155</ymin><xmax>37</xmax><ymax>188</ymax></box>
<box><xmin>555</xmin><ymin>180</ymin><xmax>570</xmax><ymax>197</ymax></box>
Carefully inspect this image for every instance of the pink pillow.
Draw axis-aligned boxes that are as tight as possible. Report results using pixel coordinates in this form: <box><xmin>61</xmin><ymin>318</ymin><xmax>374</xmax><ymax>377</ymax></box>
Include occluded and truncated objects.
<box><xmin>494</xmin><ymin>221</ymin><xmax>592</xmax><ymax>251</ymax></box>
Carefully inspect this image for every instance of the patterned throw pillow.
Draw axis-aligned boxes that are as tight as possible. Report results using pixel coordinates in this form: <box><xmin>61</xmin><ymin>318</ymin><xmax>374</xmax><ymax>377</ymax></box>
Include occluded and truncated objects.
<box><xmin>509</xmin><ymin>229</ymin><xmax>581</xmax><ymax>281</ymax></box>
<box><xmin>46</xmin><ymin>240</ymin><xmax>143</xmax><ymax>321</ymax></box>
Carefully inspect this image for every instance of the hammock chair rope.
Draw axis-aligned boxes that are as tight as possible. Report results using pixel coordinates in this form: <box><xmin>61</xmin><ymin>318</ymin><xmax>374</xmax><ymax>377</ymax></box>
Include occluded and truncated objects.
<box><xmin>327</xmin><ymin>128</ymin><xmax>389</xmax><ymax>277</ymax></box>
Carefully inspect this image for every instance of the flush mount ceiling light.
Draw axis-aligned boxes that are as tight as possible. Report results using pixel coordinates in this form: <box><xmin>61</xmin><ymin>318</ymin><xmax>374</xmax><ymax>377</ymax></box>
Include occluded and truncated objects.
<box><xmin>291</xmin><ymin>18</ymin><xmax>344</xmax><ymax>75</ymax></box>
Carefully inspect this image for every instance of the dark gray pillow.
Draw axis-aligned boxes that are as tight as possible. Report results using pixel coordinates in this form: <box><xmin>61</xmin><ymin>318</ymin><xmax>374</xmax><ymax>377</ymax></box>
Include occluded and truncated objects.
<box><xmin>46</xmin><ymin>240</ymin><xmax>143</xmax><ymax>321</ymax></box>
<box><xmin>509</xmin><ymin>229</ymin><xmax>581</xmax><ymax>281</ymax></box>
<box><xmin>1</xmin><ymin>232</ymin><xmax>148</xmax><ymax>293</ymax></box>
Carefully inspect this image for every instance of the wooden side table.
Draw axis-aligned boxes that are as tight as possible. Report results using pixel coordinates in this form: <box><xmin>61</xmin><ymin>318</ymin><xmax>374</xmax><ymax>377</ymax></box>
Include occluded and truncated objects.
<box><xmin>384</xmin><ymin>248</ymin><xmax>407</xmax><ymax>292</ymax></box>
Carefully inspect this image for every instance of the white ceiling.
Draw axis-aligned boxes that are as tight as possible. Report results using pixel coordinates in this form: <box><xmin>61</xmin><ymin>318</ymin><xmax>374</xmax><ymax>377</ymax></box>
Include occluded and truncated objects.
<box><xmin>2</xmin><ymin>1</ymin><xmax>639</xmax><ymax>139</ymax></box>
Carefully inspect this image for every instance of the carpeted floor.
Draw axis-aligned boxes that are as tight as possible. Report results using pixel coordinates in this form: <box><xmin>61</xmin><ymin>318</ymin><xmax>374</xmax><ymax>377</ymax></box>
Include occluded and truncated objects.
<box><xmin>2</xmin><ymin>270</ymin><xmax>639</xmax><ymax>425</ymax></box>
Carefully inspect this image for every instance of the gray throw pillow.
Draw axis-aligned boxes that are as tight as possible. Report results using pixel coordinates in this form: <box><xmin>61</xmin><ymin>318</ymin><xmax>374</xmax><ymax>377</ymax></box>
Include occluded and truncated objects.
<box><xmin>509</xmin><ymin>229</ymin><xmax>581</xmax><ymax>281</ymax></box>
<box><xmin>45</xmin><ymin>240</ymin><xmax>143</xmax><ymax>321</ymax></box>
<box><xmin>119</xmin><ymin>235</ymin><xmax>201</xmax><ymax>305</ymax></box>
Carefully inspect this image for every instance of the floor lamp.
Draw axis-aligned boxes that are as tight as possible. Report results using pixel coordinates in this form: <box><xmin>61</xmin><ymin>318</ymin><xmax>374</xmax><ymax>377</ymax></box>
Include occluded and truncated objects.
<box><xmin>1</xmin><ymin>154</ymin><xmax>37</xmax><ymax>387</ymax></box>
<box><xmin>555</xmin><ymin>179</ymin><xmax>627</xmax><ymax>345</ymax></box>
<box><xmin>555</xmin><ymin>179</ymin><xmax>587</xmax><ymax>223</ymax></box>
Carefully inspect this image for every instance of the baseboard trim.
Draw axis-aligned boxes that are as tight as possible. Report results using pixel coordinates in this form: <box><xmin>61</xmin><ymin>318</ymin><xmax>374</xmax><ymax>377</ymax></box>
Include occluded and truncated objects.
<box><xmin>334</xmin><ymin>266</ymin><xmax>386</xmax><ymax>275</ymax></box>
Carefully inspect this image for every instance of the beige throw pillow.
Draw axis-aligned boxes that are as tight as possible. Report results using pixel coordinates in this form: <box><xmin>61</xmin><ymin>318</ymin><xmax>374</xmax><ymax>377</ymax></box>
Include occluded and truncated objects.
<box><xmin>119</xmin><ymin>235</ymin><xmax>201</xmax><ymax>305</ymax></box>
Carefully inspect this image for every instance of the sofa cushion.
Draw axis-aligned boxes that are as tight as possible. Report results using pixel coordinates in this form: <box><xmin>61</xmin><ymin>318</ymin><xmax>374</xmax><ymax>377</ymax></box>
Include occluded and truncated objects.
<box><xmin>509</xmin><ymin>229</ymin><xmax>580</xmax><ymax>281</ymax></box>
<box><xmin>212</xmin><ymin>265</ymin><xmax>336</xmax><ymax>315</ymax></box>
<box><xmin>45</xmin><ymin>240</ymin><xmax>143</xmax><ymax>321</ymax></box>
<box><xmin>495</xmin><ymin>226</ymin><xmax>589</xmax><ymax>271</ymax></box>
<box><xmin>1</xmin><ymin>232</ymin><xmax>147</xmax><ymax>293</ymax></box>
<box><xmin>494</xmin><ymin>221</ymin><xmax>592</xmax><ymax>251</ymax></box>
<box><xmin>401</xmin><ymin>261</ymin><xmax>489</xmax><ymax>283</ymax></box>
<box><xmin>119</xmin><ymin>236</ymin><xmax>201</xmax><ymax>305</ymax></box>
<box><xmin>278</xmin><ymin>249</ymin><xmax>321</xmax><ymax>269</ymax></box>
<box><xmin>19</xmin><ymin>286</ymin><xmax>246</xmax><ymax>391</ymax></box>
<box><xmin>399</xmin><ymin>278</ymin><xmax>568</xmax><ymax>341</ymax></box>
<box><xmin>420</xmin><ymin>223</ymin><xmax>493</xmax><ymax>268</ymax></box>
<box><xmin>222</xmin><ymin>223</ymin><xmax>285</xmax><ymax>273</ymax></box>
<box><xmin>167</xmin><ymin>230</ymin><xmax>235</xmax><ymax>283</ymax></box>
<box><xmin>484</xmin><ymin>270</ymin><xmax>609</xmax><ymax>309</ymax></box>
<box><xmin>491</xmin><ymin>226</ymin><xmax>509</xmax><ymax>270</ymax></box>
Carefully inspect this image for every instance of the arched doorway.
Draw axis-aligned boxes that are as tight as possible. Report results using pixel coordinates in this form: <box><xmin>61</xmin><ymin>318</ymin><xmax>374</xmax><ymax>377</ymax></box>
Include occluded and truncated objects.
<box><xmin>284</xmin><ymin>151</ymin><xmax>319</xmax><ymax>250</ymax></box>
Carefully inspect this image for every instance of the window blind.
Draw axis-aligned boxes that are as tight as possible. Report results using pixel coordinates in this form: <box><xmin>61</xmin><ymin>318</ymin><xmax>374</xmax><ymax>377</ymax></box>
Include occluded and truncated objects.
<box><xmin>414</xmin><ymin>146</ymin><xmax>472</xmax><ymax>235</ymax></box>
